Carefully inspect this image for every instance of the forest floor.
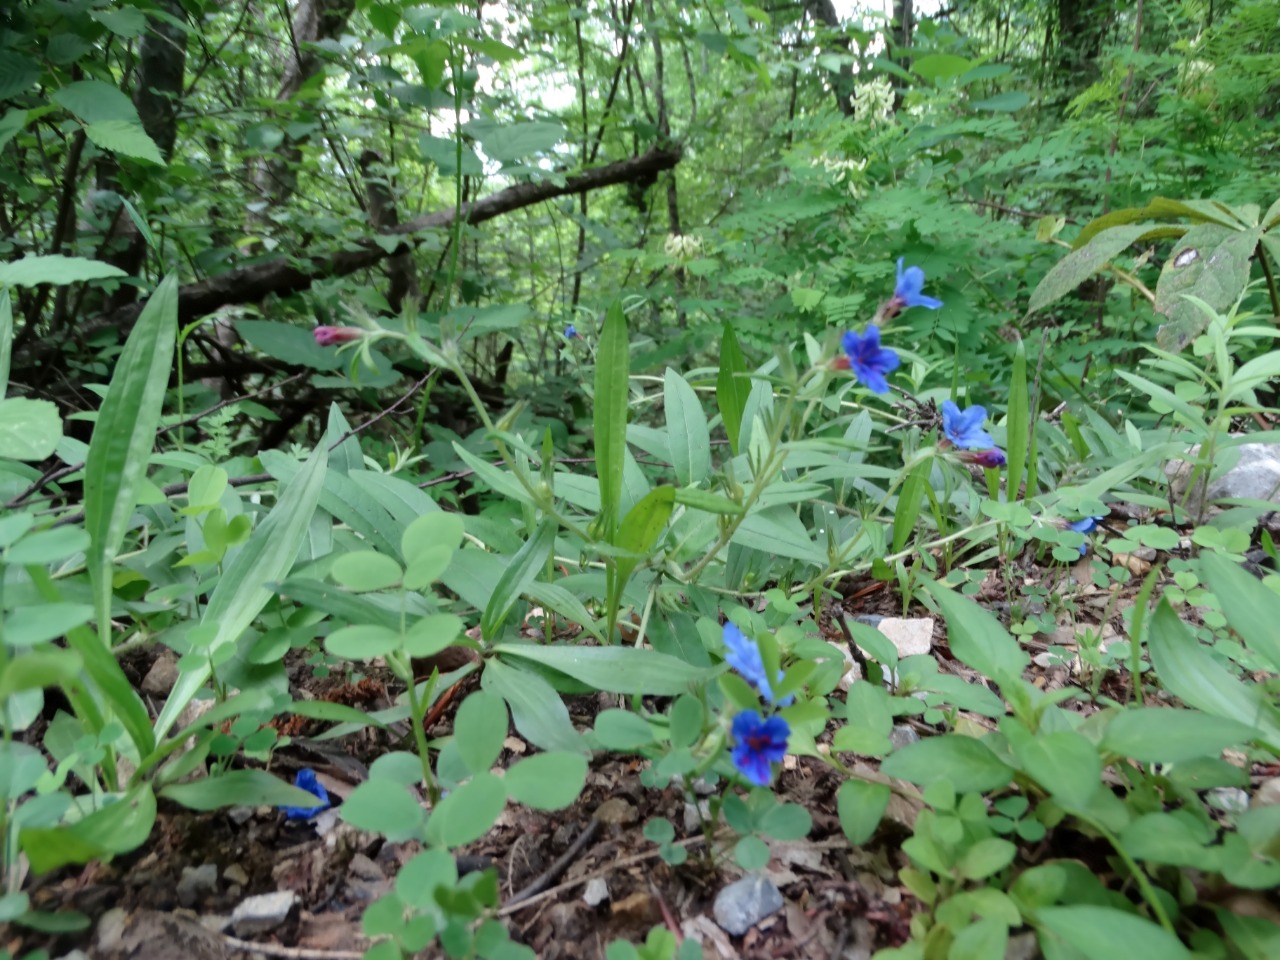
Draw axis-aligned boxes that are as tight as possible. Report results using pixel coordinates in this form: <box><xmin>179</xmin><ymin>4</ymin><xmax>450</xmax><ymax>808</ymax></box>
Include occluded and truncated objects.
<box><xmin>7</xmin><ymin>554</ymin><xmax>1234</xmax><ymax>960</ymax></box>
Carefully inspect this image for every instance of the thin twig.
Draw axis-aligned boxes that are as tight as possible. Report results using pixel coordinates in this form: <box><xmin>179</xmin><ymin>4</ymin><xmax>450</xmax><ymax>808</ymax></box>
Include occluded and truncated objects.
<box><xmin>219</xmin><ymin>934</ymin><xmax>365</xmax><ymax>960</ymax></box>
<box><xmin>505</xmin><ymin>816</ymin><xmax>602</xmax><ymax>905</ymax></box>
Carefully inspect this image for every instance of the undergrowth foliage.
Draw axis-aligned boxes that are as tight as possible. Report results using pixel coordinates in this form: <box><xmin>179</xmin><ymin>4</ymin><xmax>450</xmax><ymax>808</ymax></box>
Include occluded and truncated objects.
<box><xmin>2</xmin><ymin>2</ymin><xmax>1280</xmax><ymax>959</ymax></box>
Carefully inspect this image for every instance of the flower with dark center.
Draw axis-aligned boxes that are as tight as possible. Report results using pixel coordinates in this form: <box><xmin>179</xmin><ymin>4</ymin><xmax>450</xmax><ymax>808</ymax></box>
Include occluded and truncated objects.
<box><xmin>730</xmin><ymin>711</ymin><xmax>790</xmax><ymax>787</ymax></box>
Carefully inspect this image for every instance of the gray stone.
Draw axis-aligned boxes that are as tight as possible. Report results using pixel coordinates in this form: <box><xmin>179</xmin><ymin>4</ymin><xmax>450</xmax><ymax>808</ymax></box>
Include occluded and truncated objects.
<box><xmin>1167</xmin><ymin>442</ymin><xmax>1280</xmax><ymax>514</ymax></box>
<box><xmin>176</xmin><ymin>863</ymin><xmax>219</xmax><ymax>907</ymax></box>
<box><xmin>889</xmin><ymin>725</ymin><xmax>919</xmax><ymax>750</ymax></box>
<box><xmin>582</xmin><ymin>877</ymin><xmax>610</xmax><ymax>907</ymax></box>
<box><xmin>1208</xmin><ymin>788</ymin><xmax>1249</xmax><ymax>815</ymax></box>
<box><xmin>141</xmin><ymin>652</ymin><xmax>180</xmax><ymax>696</ymax></box>
<box><xmin>713</xmin><ymin>874</ymin><xmax>784</xmax><ymax>936</ymax></box>
<box><xmin>222</xmin><ymin>863</ymin><xmax>249</xmax><ymax>886</ymax></box>
<box><xmin>683</xmin><ymin>800</ymin><xmax>711</xmax><ymax>834</ymax></box>
<box><xmin>229</xmin><ymin>890</ymin><xmax>297</xmax><ymax>937</ymax></box>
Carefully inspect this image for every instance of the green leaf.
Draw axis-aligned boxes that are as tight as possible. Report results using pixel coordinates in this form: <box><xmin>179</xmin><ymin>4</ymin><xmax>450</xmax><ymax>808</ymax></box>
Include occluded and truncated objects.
<box><xmin>160</xmin><ymin>770</ymin><xmax>323</xmax><ymax>812</ymax></box>
<box><xmin>453</xmin><ymin>691</ymin><xmax>508</xmax><ymax>776</ymax></box>
<box><xmin>425</xmin><ymin>772</ymin><xmax>507</xmax><ymax>847</ymax></box>
<box><xmin>913</xmin><ymin>53</ymin><xmax>973</xmax><ymax>82</ymax></box>
<box><xmin>593</xmin><ymin>709</ymin><xmax>657</xmax><ymax>749</ymax></box>
<box><xmin>1102</xmin><ymin>707</ymin><xmax>1257</xmax><ymax>763</ymax></box>
<box><xmin>893</xmin><ymin>460</ymin><xmax>929</xmax><ymax>553</ymax></box>
<box><xmin>467</xmin><ymin>119</ymin><xmax>565</xmax><ymax>163</ymax></box>
<box><xmin>1035</xmin><ymin>905</ymin><xmax>1191</xmax><ymax>960</ymax></box>
<box><xmin>970</xmin><ymin>91</ymin><xmax>1030</xmax><ymax>112</ymax></box>
<box><xmin>609</xmin><ymin>486</ymin><xmax>675</xmax><ymax>614</ymax></box>
<box><xmin>836</xmin><ymin>779</ymin><xmax>890</xmax><ymax>845</ymax></box>
<box><xmin>84</xmin><ymin>275</ymin><xmax>178</xmax><ymax>643</ymax></box>
<box><xmin>0</xmin><ymin>255</ymin><xmax>127</xmax><ymax>288</ymax></box>
<box><xmin>20</xmin><ymin>785</ymin><xmax>156</xmax><ymax>874</ymax></box>
<box><xmin>0</xmin><ymin>288</ymin><xmax>10</xmax><ymax>395</ymax></box>
<box><xmin>0</xmin><ymin>52</ymin><xmax>39</xmax><ymax>100</ymax></box>
<box><xmin>482</xmin><ymin>658</ymin><xmax>585</xmax><ymax>754</ymax></box>
<box><xmin>1198</xmin><ymin>550</ymin><xmax>1280</xmax><ymax>672</ymax></box>
<box><xmin>732</xmin><ymin>506</ymin><xmax>827</xmax><ymax>565</ymax></box>
<box><xmin>1146</xmin><ymin>600</ymin><xmax>1280</xmax><ymax>748</ymax></box>
<box><xmin>594</xmin><ymin>305</ymin><xmax>631</xmax><ymax>539</ymax></box>
<box><xmin>672</xmin><ymin>487</ymin><xmax>744</xmax><ymax>515</ymax></box>
<box><xmin>880</xmin><ymin>735</ymin><xmax>1015</xmax><ymax>793</ymax></box>
<box><xmin>52</xmin><ymin>80</ymin><xmax>139</xmax><ymax>123</ymax></box>
<box><xmin>0</xmin><ymin>398</ymin><xmax>62</xmax><ymax>460</ymax></box>
<box><xmin>2</xmin><ymin>603</ymin><xmax>93</xmax><ymax>648</ymax></box>
<box><xmin>1028</xmin><ymin>225</ymin><xmax>1157</xmax><ymax>315</ymax></box>
<box><xmin>1013</xmin><ymin>728</ymin><xmax>1100</xmax><ymax>811</ymax></box>
<box><xmin>401</xmin><ymin>512</ymin><xmax>465</xmax><ymax>566</ymax></box>
<box><xmin>83</xmin><ymin>120</ymin><xmax>164</xmax><ymax>164</ymax></box>
<box><xmin>958</xmin><ymin>838</ymin><xmax>1017</xmax><ymax>880</ymax></box>
<box><xmin>1005</xmin><ymin>341</ymin><xmax>1029</xmax><ymax>498</ymax></box>
<box><xmin>1154</xmin><ymin>225</ymin><xmax>1259</xmax><ymax>353</ymax></box>
<box><xmin>154</xmin><ymin>445</ymin><xmax>328</xmax><ymax>740</ymax></box>
<box><xmin>450</xmin><ymin>443</ymin><xmax>537</xmax><ymax>507</ymax></box>
<box><xmin>664</xmin><ymin>368</ymin><xmax>711</xmax><ymax>486</ymax></box>
<box><xmin>717</xmin><ymin>323</ymin><xmax>751</xmax><ymax>455</ymax></box>
<box><xmin>951</xmin><ymin>917</ymin><xmax>1010</xmax><ymax>960</ymax></box>
<box><xmin>502</xmin><ymin>752</ymin><xmax>588</xmax><ymax>810</ymax></box>
<box><xmin>236</xmin><ymin>320</ymin><xmax>344</xmax><ymax>371</ymax></box>
<box><xmin>331</xmin><ymin>550</ymin><xmax>403</xmax><ymax>592</ymax></box>
<box><xmin>342</xmin><ymin>780</ymin><xmax>426</xmax><ymax>842</ymax></box>
<box><xmin>481</xmin><ymin>519</ymin><xmax>556</xmax><ymax>641</ymax></box>
<box><xmin>758</xmin><ymin>802</ymin><xmax>812</xmax><ymax>840</ymax></box>
<box><xmin>920</xmin><ymin>579</ymin><xmax>1028</xmax><ymax>682</ymax></box>
<box><xmin>493</xmin><ymin>643</ymin><xmax>713</xmax><ymax>696</ymax></box>
<box><xmin>325</xmin><ymin>624</ymin><xmax>402</xmax><ymax>660</ymax></box>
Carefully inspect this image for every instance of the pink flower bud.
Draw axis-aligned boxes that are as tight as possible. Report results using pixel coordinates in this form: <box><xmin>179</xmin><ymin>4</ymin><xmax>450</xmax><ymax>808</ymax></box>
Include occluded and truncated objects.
<box><xmin>314</xmin><ymin>326</ymin><xmax>364</xmax><ymax>346</ymax></box>
<box><xmin>958</xmin><ymin>448</ymin><xmax>1007</xmax><ymax>469</ymax></box>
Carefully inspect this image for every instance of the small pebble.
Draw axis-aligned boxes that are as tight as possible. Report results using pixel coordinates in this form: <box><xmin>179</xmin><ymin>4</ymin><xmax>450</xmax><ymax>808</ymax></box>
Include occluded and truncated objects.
<box><xmin>176</xmin><ymin>863</ymin><xmax>218</xmax><ymax>907</ymax></box>
<box><xmin>1208</xmin><ymin>788</ymin><xmax>1249</xmax><ymax>815</ymax></box>
<box><xmin>889</xmin><ymin>725</ymin><xmax>919</xmax><ymax>750</ymax></box>
<box><xmin>230</xmin><ymin>890</ymin><xmax>297</xmax><ymax>937</ymax></box>
<box><xmin>583</xmin><ymin>877</ymin><xmax>610</xmax><ymax>907</ymax></box>
<box><xmin>223</xmin><ymin>863</ymin><xmax>249</xmax><ymax>886</ymax></box>
<box><xmin>713</xmin><ymin>874</ymin><xmax>784</xmax><ymax>936</ymax></box>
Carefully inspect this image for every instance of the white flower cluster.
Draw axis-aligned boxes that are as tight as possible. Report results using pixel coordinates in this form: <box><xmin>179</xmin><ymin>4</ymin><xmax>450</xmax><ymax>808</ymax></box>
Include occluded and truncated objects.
<box><xmin>813</xmin><ymin>156</ymin><xmax>868</xmax><ymax>198</ymax></box>
<box><xmin>853</xmin><ymin>77</ymin><xmax>895</xmax><ymax>126</ymax></box>
<box><xmin>664</xmin><ymin>233</ymin><xmax>703</xmax><ymax>260</ymax></box>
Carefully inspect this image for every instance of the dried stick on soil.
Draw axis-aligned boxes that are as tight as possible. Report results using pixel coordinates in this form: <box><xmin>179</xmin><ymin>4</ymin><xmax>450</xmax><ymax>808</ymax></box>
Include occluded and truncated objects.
<box><xmin>219</xmin><ymin>934</ymin><xmax>365</xmax><ymax>960</ymax></box>
<box><xmin>504</xmin><ymin>816</ymin><xmax>602</xmax><ymax>905</ymax></box>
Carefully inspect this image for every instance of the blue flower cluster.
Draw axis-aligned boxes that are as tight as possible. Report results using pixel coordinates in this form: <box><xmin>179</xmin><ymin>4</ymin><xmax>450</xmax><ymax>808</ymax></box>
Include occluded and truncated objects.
<box><xmin>940</xmin><ymin>399</ymin><xmax>1006</xmax><ymax>469</ymax></box>
<box><xmin>723</xmin><ymin>621</ymin><xmax>792</xmax><ymax>787</ymax></box>
<box><xmin>836</xmin><ymin>259</ymin><xmax>942</xmax><ymax>394</ymax></box>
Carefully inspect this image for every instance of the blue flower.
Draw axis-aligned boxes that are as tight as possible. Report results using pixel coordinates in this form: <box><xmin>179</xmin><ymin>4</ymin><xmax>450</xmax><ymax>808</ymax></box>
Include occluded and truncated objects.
<box><xmin>731</xmin><ymin>711</ymin><xmax>790</xmax><ymax>787</ymax></box>
<box><xmin>281</xmin><ymin>768</ymin><xmax>331</xmax><ymax>820</ymax></box>
<box><xmin>839</xmin><ymin>327</ymin><xmax>900</xmax><ymax>395</ymax></box>
<box><xmin>723</xmin><ymin>622</ymin><xmax>793</xmax><ymax>706</ymax></box>
<box><xmin>893</xmin><ymin>258</ymin><xmax>943</xmax><ymax>311</ymax></box>
<box><xmin>1067</xmin><ymin>516</ymin><xmax>1105</xmax><ymax>555</ymax></box>
<box><xmin>564</xmin><ymin>324</ymin><xmax>578</xmax><ymax>339</ymax></box>
<box><xmin>941</xmin><ymin>400</ymin><xmax>994</xmax><ymax>450</ymax></box>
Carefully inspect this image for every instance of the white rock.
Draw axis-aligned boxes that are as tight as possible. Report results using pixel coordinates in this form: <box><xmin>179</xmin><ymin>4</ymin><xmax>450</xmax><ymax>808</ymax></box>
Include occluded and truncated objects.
<box><xmin>583</xmin><ymin>877</ymin><xmax>610</xmax><ymax>907</ymax></box>
<box><xmin>230</xmin><ymin>890</ymin><xmax>297</xmax><ymax>937</ymax></box>
<box><xmin>877</xmin><ymin>618</ymin><xmax>934</xmax><ymax>658</ymax></box>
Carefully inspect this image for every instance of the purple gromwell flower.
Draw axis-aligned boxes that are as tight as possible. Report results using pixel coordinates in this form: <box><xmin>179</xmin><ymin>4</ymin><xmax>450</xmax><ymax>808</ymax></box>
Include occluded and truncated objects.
<box><xmin>893</xmin><ymin>258</ymin><xmax>943</xmax><ymax>311</ymax></box>
<box><xmin>731</xmin><ymin>711</ymin><xmax>790</xmax><ymax>787</ymax></box>
<box><xmin>839</xmin><ymin>327</ymin><xmax>900</xmax><ymax>395</ymax></box>
<box><xmin>723</xmin><ymin>622</ymin><xmax>793</xmax><ymax>706</ymax></box>
<box><xmin>941</xmin><ymin>400</ymin><xmax>994</xmax><ymax>450</ymax></box>
<box><xmin>1067</xmin><ymin>516</ymin><xmax>1106</xmax><ymax>555</ymax></box>
<box><xmin>281</xmin><ymin>768</ymin><xmax>331</xmax><ymax>820</ymax></box>
<box><xmin>314</xmin><ymin>326</ymin><xmax>364</xmax><ymax>346</ymax></box>
<box><xmin>565</xmin><ymin>324</ymin><xmax>579</xmax><ymax>339</ymax></box>
<box><xmin>958</xmin><ymin>448</ymin><xmax>1007</xmax><ymax>469</ymax></box>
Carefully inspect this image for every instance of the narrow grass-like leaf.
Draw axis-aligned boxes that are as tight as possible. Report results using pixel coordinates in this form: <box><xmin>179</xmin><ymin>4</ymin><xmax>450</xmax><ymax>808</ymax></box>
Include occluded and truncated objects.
<box><xmin>154</xmin><ymin>444</ymin><xmax>328</xmax><ymax>740</ymax></box>
<box><xmin>481</xmin><ymin>519</ymin><xmax>556</xmax><ymax>641</ymax></box>
<box><xmin>83</xmin><ymin>275</ymin><xmax>178</xmax><ymax>645</ymax></box>
<box><xmin>1005</xmin><ymin>340</ymin><xmax>1029</xmax><ymax>499</ymax></box>
<box><xmin>594</xmin><ymin>301</ymin><xmax>629</xmax><ymax>537</ymax></box>
<box><xmin>492</xmin><ymin>643</ymin><xmax>713</xmax><ymax>695</ymax></box>
<box><xmin>717</xmin><ymin>322</ymin><xmax>750</xmax><ymax>455</ymax></box>
<box><xmin>892</xmin><ymin>460</ymin><xmax>929</xmax><ymax>554</ymax></box>
<box><xmin>0</xmin><ymin>288</ymin><xmax>11</xmax><ymax>396</ymax></box>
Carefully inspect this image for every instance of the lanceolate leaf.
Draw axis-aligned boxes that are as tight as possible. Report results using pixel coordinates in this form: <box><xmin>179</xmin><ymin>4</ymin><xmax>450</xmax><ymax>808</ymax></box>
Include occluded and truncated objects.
<box><xmin>717</xmin><ymin>322</ymin><xmax>751</xmax><ymax>456</ymax></box>
<box><xmin>84</xmin><ymin>275</ymin><xmax>178</xmax><ymax>646</ymax></box>
<box><xmin>1029</xmin><ymin>224</ymin><xmax>1162</xmax><ymax>314</ymax></box>
<box><xmin>664</xmin><ymin>367</ymin><xmax>711</xmax><ymax>486</ymax></box>
<box><xmin>154</xmin><ymin>444</ymin><xmax>328</xmax><ymax>740</ymax></box>
<box><xmin>594</xmin><ymin>301</ymin><xmax>629</xmax><ymax>537</ymax></box>
<box><xmin>481</xmin><ymin>519</ymin><xmax>557</xmax><ymax>642</ymax></box>
<box><xmin>493</xmin><ymin>642</ymin><xmax>713</xmax><ymax>696</ymax></box>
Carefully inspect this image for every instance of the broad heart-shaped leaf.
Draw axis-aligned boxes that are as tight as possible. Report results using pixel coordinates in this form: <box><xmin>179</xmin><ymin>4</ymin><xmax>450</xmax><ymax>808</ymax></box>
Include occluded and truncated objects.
<box><xmin>84</xmin><ymin>275</ymin><xmax>178</xmax><ymax>645</ymax></box>
<box><xmin>0</xmin><ymin>397</ymin><xmax>61</xmax><ymax>460</ymax></box>
<box><xmin>1198</xmin><ymin>548</ymin><xmax>1280</xmax><ymax>672</ymax></box>
<box><xmin>1028</xmin><ymin>224</ymin><xmax>1161</xmax><ymax>315</ymax></box>
<box><xmin>502</xmin><ymin>752</ymin><xmax>588</xmax><ymax>810</ymax></box>
<box><xmin>1146</xmin><ymin>600</ymin><xmax>1280</xmax><ymax>749</ymax></box>
<box><xmin>879</xmin><ymin>734</ymin><xmax>1015</xmax><ymax>794</ymax></box>
<box><xmin>154</xmin><ymin>445</ymin><xmax>328</xmax><ymax>740</ymax></box>
<box><xmin>482</xmin><ymin>658</ymin><xmax>585</xmax><ymax>755</ymax></box>
<box><xmin>920</xmin><ymin>579</ymin><xmax>1028</xmax><ymax>683</ymax></box>
<box><xmin>493</xmin><ymin>643</ymin><xmax>713</xmax><ymax>696</ymax></box>
<box><xmin>717</xmin><ymin>322</ymin><xmax>751</xmax><ymax>456</ymax></box>
<box><xmin>160</xmin><ymin>770</ymin><xmax>322</xmax><ymax>812</ymax></box>
<box><xmin>0</xmin><ymin>255</ymin><xmax>127</xmax><ymax>289</ymax></box>
<box><xmin>1154</xmin><ymin>224</ymin><xmax>1260</xmax><ymax>353</ymax></box>
<box><xmin>20</xmin><ymin>785</ymin><xmax>156</xmax><ymax>874</ymax></box>
<box><xmin>836</xmin><ymin>779</ymin><xmax>890</xmax><ymax>845</ymax></box>
<box><xmin>664</xmin><ymin>368</ymin><xmax>711</xmax><ymax>486</ymax></box>
<box><xmin>481</xmin><ymin>519</ymin><xmax>556</xmax><ymax>641</ymax></box>
<box><xmin>1101</xmin><ymin>707</ymin><xmax>1257</xmax><ymax>764</ymax></box>
<box><xmin>425</xmin><ymin>771</ymin><xmax>507</xmax><ymax>848</ymax></box>
<box><xmin>1035</xmin><ymin>905</ymin><xmax>1192</xmax><ymax>960</ymax></box>
<box><xmin>594</xmin><ymin>301</ymin><xmax>629</xmax><ymax>536</ymax></box>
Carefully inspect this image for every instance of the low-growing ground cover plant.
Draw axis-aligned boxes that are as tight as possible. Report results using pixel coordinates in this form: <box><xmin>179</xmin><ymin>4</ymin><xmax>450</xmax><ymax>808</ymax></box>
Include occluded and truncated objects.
<box><xmin>2</xmin><ymin>2</ymin><xmax>1280</xmax><ymax>958</ymax></box>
